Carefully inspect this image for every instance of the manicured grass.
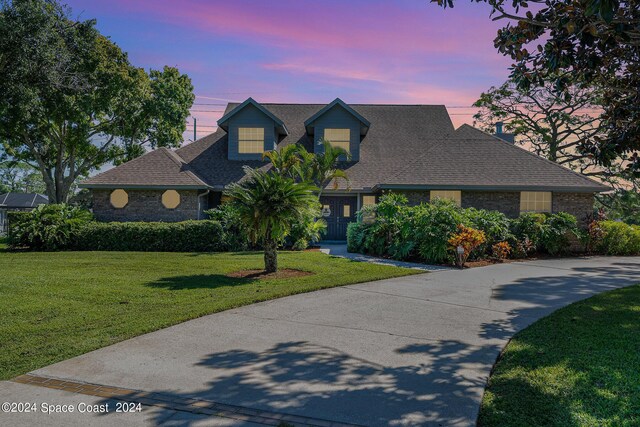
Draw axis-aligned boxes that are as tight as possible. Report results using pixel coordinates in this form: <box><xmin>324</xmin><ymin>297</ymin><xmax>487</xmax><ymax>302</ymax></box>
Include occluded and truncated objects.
<box><xmin>479</xmin><ymin>284</ymin><xmax>640</xmax><ymax>427</ymax></box>
<box><xmin>0</xmin><ymin>249</ymin><xmax>416</xmax><ymax>380</ymax></box>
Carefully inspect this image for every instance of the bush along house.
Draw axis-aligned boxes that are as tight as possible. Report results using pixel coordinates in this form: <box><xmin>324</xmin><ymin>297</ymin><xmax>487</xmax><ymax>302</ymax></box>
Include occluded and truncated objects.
<box><xmin>80</xmin><ymin>98</ymin><xmax>609</xmax><ymax>240</ymax></box>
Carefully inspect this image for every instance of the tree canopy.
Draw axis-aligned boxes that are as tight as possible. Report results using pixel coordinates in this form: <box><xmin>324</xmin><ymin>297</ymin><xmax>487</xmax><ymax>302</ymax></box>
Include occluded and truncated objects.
<box><xmin>433</xmin><ymin>0</ymin><xmax>640</xmax><ymax>177</ymax></box>
<box><xmin>0</xmin><ymin>0</ymin><xmax>195</xmax><ymax>203</ymax></box>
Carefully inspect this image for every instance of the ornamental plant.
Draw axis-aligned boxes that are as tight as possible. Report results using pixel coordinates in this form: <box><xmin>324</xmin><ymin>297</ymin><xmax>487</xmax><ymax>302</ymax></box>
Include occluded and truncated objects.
<box><xmin>448</xmin><ymin>224</ymin><xmax>486</xmax><ymax>268</ymax></box>
<box><xmin>492</xmin><ymin>241</ymin><xmax>511</xmax><ymax>260</ymax></box>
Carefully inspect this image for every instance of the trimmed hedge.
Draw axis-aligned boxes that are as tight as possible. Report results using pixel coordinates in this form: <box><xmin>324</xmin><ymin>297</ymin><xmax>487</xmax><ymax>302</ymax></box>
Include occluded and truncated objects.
<box><xmin>74</xmin><ymin>220</ymin><xmax>227</xmax><ymax>252</ymax></box>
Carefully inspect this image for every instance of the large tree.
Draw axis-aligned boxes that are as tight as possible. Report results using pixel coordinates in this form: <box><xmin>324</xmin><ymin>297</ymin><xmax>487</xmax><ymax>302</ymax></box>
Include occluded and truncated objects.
<box><xmin>433</xmin><ymin>0</ymin><xmax>640</xmax><ymax>178</ymax></box>
<box><xmin>473</xmin><ymin>80</ymin><xmax>636</xmax><ymax>184</ymax></box>
<box><xmin>0</xmin><ymin>0</ymin><xmax>195</xmax><ymax>203</ymax></box>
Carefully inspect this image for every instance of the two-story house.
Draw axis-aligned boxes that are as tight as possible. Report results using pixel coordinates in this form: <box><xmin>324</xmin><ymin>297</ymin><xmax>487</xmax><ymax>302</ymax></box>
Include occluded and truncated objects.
<box><xmin>81</xmin><ymin>98</ymin><xmax>609</xmax><ymax>240</ymax></box>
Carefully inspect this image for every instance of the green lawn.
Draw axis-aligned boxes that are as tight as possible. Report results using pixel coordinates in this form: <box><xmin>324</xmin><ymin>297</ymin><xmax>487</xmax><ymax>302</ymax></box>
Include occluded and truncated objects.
<box><xmin>479</xmin><ymin>284</ymin><xmax>640</xmax><ymax>427</ymax></box>
<box><xmin>0</xmin><ymin>246</ymin><xmax>416</xmax><ymax>380</ymax></box>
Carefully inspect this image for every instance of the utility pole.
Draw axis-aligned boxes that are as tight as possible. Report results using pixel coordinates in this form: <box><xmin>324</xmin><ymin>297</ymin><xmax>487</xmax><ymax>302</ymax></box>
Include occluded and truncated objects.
<box><xmin>193</xmin><ymin>117</ymin><xmax>197</xmax><ymax>142</ymax></box>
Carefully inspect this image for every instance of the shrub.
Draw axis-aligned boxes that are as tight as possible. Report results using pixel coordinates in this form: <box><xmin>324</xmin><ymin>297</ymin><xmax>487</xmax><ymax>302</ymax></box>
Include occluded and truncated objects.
<box><xmin>355</xmin><ymin>193</ymin><xmax>410</xmax><ymax>257</ymax></box>
<box><xmin>463</xmin><ymin>208</ymin><xmax>511</xmax><ymax>258</ymax></box>
<box><xmin>412</xmin><ymin>199</ymin><xmax>463</xmax><ymax>263</ymax></box>
<box><xmin>510</xmin><ymin>237</ymin><xmax>536</xmax><ymax>259</ymax></box>
<box><xmin>205</xmin><ymin>203</ymin><xmax>250</xmax><ymax>251</ymax></box>
<box><xmin>448</xmin><ymin>224</ymin><xmax>486</xmax><ymax>267</ymax></box>
<box><xmin>584</xmin><ymin>220</ymin><xmax>604</xmax><ymax>254</ymax></box>
<box><xmin>347</xmin><ymin>222</ymin><xmax>368</xmax><ymax>253</ymax></box>
<box><xmin>510</xmin><ymin>212</ymin><xmax>579</xmax><ymax>255</ymax></box>
<box><xmin>288</xmin><ymin>217</ymin><xmax>326</xmax><ymax>250</ymax></box>
<box><xmin>510</xmin><ymin>213</ymin><xmax>546</xmax><ymax>249</ymax></box>
<box><xmin>75</xmin><ymin>220</ymin><xmax>226</xmax><ymax>252</ymax></box>
<box><xmin>541</xmin><ymin>212</ymin><xmax>579</xmax><ymax>255</ymax></box>
<box><xmin>596</xmin><ymin>221</ymin><xmax>640</xmax><ymax>255</ymax></box>
<box><xmin>8</xmin><ymin>204</ymin><xmax>93</xmax><ymax>250</ymax></box>
<box><xmin>492</xmin><ymin>241</ymin><xmax>512</xmax><ymax>260</ymax></box>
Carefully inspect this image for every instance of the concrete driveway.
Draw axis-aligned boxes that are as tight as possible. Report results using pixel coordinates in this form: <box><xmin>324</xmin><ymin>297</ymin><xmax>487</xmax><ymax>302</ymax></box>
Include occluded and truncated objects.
<box><xmin>3</xmin><ymin>256</ymin><xmax>639</xmax><ymax>427</ymax></box>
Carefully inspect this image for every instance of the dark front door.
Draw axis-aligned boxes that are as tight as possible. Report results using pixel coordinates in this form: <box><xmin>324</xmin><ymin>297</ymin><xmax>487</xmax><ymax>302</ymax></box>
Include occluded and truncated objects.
<box><xmin>319</xmin><ymin>195</ymin><xmax>358</xmax><ymax>241</ymax></box>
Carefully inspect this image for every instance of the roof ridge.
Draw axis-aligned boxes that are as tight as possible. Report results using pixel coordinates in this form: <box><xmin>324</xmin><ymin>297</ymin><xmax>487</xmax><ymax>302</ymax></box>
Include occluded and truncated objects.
<box><xmin>160</xmin><ymin>147</ymin><xmax>208</xmax><ymax>187</ymax></box>
<box><xmin>258</xmin><ymin>103</ymin><xmax>447</xmax><ymax>107</ymax></box>
<box><xmin>456</xmin><ymin>125</ymin><xmax>610</xmax><ymax>190</ymax></box>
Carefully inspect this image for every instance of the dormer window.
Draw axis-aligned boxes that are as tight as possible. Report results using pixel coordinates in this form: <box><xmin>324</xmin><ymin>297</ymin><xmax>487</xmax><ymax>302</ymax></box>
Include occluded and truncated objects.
<box><xmin>324</xmin><ymin>128</ymin><xmax>351</xmax><ymax>153</ymax></box>
<box><xmin>238</xmin><ymin>127</ymin><xmax>265</xmax><ymax>154</ymax></box>
<box><xmin>217</xmin><ymin>98</ymin><xmax>288</xmax><ymax>160</ymax></box>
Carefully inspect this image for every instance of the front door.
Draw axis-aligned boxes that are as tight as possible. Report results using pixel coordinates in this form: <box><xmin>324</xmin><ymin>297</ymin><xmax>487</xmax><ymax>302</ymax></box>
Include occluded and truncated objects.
<box><xmin>319</xmin><ymin>196</ymin><xmax>358</xmax><ymax>241</ymax></box>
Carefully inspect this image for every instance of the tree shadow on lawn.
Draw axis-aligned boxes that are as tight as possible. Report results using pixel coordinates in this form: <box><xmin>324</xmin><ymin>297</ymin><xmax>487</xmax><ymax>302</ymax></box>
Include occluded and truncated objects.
<box><xmin>94</xmin><ymin>339</ymin><xmax>494</xmax><ymax>426</ymax></box>
<box><xmin>480</xmin><ymin>260</ymin><xmax>640</xmax><ymax>341</ymax></box>
<box><xmin>146</xmin><ymin>274</ymin><xmax>255</xmax><ymax>290</ymax></box>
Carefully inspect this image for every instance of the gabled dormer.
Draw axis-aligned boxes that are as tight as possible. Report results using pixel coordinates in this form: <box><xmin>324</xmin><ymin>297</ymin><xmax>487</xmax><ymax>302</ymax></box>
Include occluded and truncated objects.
<box><xmin>217</xmin><ymin>98</ymin><xmax>288</xmax><ymax>160</ymax></box>
<box><xmin>304</xmin><ymin>98</ymin><xmax>370</xmax><ymax>162</ymax></box>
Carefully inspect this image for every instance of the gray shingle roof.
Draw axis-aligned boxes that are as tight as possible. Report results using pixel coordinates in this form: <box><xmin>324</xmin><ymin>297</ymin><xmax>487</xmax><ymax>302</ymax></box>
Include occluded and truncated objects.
<box><xmin>81</xmin><ymin>102</ymin><xmax>609</xmax><ymax>193</ymax></box>
<box><xmin>81</xmin><ymin>147</ymin><xmax>207</xmax><ymax>188</ymax></box>
<box><xmin>377</xmin><ymin>125</ymin><xmax>609</xmax><ymax>192</ymax></box>
<box><xmin>0</xmin><ymin>193</ymin><xmax>48</xmax><ymax>208</ymax></box>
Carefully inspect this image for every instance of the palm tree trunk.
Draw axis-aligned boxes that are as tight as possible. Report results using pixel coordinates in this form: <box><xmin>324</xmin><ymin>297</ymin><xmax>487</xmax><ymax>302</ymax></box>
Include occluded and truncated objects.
<box><xmin>264</xmin><ymin>236</ymin><xmax>278</xmax><ymax>273</ymax></box>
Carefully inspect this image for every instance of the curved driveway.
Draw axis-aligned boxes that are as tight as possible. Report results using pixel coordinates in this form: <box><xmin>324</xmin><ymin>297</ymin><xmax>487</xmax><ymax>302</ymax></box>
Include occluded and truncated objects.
<box><xmin>10</xmin><ymin>256</ymin><xmax>640</xmax><ymax>426</ymax></box>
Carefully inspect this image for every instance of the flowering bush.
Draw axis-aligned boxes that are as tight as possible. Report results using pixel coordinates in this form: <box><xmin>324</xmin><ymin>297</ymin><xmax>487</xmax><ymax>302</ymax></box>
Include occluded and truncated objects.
<box><xmin>492</xmin><ymin>241</ymin><xmax>512</xmax><ymax>260</ymax></box>
<box><xmin>448</xmin><ymin>225</ymin><xmax>486</xmax><ymax>267</ymax></box>
<box><xmin>511</xmin><ymin>237</ymin><xmax>536</xmax><ymax>259</ymax></box>
<box><xmin>585</xmin><ymin>220</ymin><xmax>604</xmax><ymax>254</ymax></box>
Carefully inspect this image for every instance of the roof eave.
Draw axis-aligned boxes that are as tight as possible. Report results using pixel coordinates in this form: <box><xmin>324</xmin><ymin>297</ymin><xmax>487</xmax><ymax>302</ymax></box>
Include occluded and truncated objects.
<box><xmin>217</xmin><ymin>97</ymin><xmax>289</xmax><ymax>136</ymax></box>
<box><xmin>79</xmin><ymin>183</ymin><xmax>211</xmax><ymax>190</ymax></box>
<box><xmin>304</xmin><ymin>98</ymin><xmax>371</xmax><ymax>135</ymax></box>
<box><xmin>374</xmin><ymin>184</ymin><xmax>609</xmax><ymax>193</ymax></box>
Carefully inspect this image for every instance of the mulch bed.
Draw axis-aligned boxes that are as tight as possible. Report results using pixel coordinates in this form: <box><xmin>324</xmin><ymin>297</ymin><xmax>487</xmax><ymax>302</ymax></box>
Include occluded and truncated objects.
<box><xmin>227</xmin><ymin>269</ymin><xmax>314</xmax><ymax>280</ymax></box>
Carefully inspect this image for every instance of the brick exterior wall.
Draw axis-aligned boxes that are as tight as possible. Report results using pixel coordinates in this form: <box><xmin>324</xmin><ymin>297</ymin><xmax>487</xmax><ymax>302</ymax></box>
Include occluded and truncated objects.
<box><xmin>397</xmin><ymin>190</ymin><xmax>430</xmax><ymax>206</ymax></box>
<box><xmin>462</xmin><ymin>191</ymin><xmax>521</xmax><ymax>217</ymax></box>
<box><xmin>92</xmin><ymin>189</ymin><xmax>200</xmax><ymax>222</ymax></box>
<box><xmin>553</xmin><ymin>192</ymin><xmax>594</xmax><ymax>225</ymax></box>
<box><xmin>392</xmin><ymin>190</ymin><xmax>595</xmax><ymax>222</ymax></box>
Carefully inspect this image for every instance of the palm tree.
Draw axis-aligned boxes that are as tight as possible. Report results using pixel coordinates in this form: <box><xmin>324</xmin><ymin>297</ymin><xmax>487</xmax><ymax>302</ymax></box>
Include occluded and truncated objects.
<box><xmin>225</xmin><ymin>167</ymin><xmax>319</xmax><ymax>273</ymax></box>
<box><xmin>262</xmin><ymin>144</ymin><xmax>304</xmax><ymax>178</ymax></box>
<box><xmin>302</xmin><ymin>140</ymin><xmax>351</xmax><ymax>197</ymax></box>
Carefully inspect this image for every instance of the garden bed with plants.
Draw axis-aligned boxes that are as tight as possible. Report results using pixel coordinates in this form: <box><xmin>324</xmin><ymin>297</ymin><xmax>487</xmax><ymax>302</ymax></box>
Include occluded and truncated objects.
<box><xmin>347</xmin><ymin>194</ymin><xmax>640</xmax><ymax>267</ymax></box>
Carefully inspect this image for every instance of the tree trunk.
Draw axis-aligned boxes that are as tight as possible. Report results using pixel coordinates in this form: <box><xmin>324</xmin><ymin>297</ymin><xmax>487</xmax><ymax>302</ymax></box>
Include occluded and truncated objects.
<box><xmin>263</xmin><ymin>237</ymin><xmax>278</xmax><ymax>273</ymax></box>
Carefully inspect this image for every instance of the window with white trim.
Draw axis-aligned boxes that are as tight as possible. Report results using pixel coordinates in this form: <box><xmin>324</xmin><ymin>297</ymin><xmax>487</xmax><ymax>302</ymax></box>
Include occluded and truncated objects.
<box><xmin>430</xmin><ymin>190</ymin><xmax>461</xmax><ymax>207</ymax></box>
<box><xmin>324</xmin><ymin>128</ymin><xmax>350</xmax><ymax>153</ymax></box>
<box><xmin>238</xmin><ymin>127</ymin><xmax>265</xmax><ymax>154</ymax></box>
<box><xmin>520</xmin><ymin>191</ymin><xmax>552</xmax><ymax>213</ymax></box>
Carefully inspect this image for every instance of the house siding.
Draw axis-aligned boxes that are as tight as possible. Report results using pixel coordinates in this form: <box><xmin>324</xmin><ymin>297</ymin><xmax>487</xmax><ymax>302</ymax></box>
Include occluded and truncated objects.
<box><xmin>227</xmin><ymin>103</ymin><xmax>277</xmax><ymax>161</ymax></box>
<box><xmin>313</xmin><ymin>105</ymin><xmax>361</xmax><ymax>161</ymax></box>
<box><xmin>92</xmin><ymin>189</ymin><xmax>200</xmax><ymax>222</ymax></box>
<box><xmin>553</xmin><ymin>192</ymin><xmax>594</xmax><ymax>224</ymax></box>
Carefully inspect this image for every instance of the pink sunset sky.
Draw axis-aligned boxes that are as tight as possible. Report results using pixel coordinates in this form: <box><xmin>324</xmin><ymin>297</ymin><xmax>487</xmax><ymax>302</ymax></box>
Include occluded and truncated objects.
<box><xmin>64</xmin><ymin>0</ymin><xmax>513</xmax><ymax>141</ymax></box>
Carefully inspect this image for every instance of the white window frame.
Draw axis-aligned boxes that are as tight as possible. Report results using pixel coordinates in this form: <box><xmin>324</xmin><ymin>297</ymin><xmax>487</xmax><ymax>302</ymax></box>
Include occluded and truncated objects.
<box><xmin>238</xmin><ymin>127</ymin><xmax>265</xmax><ymax>154</ymax></box>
